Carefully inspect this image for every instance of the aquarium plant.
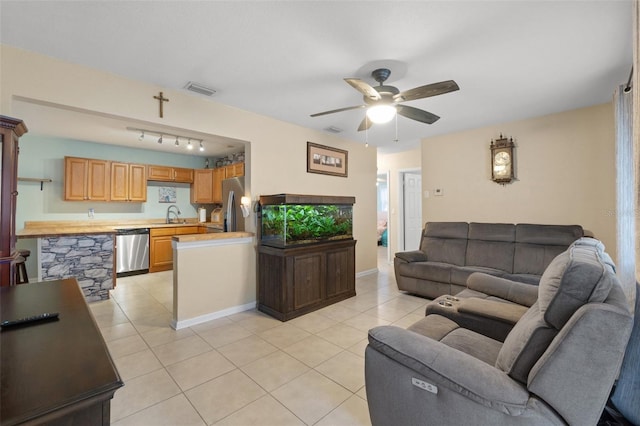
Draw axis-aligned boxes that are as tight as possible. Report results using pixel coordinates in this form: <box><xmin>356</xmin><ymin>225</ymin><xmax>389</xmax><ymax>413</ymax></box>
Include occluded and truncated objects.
<box><xmin>261</xmin><ymin>204</ymin><xmax>352</xmax><ymax>246</ymax></box>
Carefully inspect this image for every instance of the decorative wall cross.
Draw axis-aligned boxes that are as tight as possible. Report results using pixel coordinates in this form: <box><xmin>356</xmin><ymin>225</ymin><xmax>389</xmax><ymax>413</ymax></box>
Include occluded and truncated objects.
<box><xmin>153</xmin><ymin>92</ymin><xmax>169</xmax><ymax>118</ymax></box>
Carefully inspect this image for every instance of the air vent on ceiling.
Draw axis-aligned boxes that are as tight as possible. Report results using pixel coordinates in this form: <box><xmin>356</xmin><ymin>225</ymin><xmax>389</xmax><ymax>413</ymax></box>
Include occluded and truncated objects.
<box><xmin>324</xmin><ymin>126</ymin><xmax>343</xmax><ymax>134</ymax></box>
<box><xmin>184</xmin><ymin>81</ymin><xmax>217</xmax><ymax>96</ymax></box>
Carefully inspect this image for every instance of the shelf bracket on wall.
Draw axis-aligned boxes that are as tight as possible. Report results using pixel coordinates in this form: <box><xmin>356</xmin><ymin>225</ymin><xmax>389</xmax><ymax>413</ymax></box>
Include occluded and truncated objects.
<box><xmin>18</xmin><ymin>177</ymin><xmax>52</xmax><ymax>191</ymax></box>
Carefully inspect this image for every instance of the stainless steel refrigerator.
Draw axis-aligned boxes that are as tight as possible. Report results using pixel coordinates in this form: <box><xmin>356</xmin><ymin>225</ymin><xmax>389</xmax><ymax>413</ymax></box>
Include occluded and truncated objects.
<box><xmin>222</xmin><ymin>176</ymin><xmax>245</xmax><ymax>232</ymax></box>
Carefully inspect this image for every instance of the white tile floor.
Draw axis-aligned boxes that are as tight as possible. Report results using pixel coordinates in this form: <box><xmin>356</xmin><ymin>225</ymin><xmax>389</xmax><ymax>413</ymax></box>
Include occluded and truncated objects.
<box><xmin>90</xmin><ymin>247</ymin><xmax>428</xmax><ymax>425</ymax></box>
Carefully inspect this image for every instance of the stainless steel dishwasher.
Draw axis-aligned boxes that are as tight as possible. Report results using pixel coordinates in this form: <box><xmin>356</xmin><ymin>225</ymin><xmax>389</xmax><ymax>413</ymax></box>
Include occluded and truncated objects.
<box><xmin>116</xmin><ymin>228</ymin><xmax>149</xmax><ymax>277</ymax></box>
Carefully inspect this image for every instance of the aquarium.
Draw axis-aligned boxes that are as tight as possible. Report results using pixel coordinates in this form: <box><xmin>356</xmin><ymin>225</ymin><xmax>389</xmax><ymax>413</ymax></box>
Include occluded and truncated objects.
<box><xmin>259</xmin><ymin>194</ymin><xmax>355</xmax><ymax>248</ymax></box>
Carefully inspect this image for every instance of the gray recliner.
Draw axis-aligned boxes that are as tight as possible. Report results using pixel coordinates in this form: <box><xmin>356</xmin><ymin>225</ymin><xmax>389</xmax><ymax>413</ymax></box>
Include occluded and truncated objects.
<box><xmin>366</xmin><ymin>238</ymin><xmax>633</xmax><ymax>426</ymax></box>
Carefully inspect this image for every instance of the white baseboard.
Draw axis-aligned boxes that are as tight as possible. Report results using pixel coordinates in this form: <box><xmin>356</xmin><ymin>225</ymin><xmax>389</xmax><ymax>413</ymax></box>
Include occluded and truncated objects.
<box><xmin>171</xmin><ymin>301</ymin><xmax>257</xmax><ymax>330</ymax></box>
<box><xmin>356</xmin><ymin>268</ymin><xmax>378</xmax><ymax>278</ymax></box>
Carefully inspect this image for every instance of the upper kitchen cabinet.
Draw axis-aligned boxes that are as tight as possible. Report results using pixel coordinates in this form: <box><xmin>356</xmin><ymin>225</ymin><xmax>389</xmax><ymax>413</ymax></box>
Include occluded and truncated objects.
<box><xmin>224</xmin><ymin>163</ymin><xmax>245</xmax><ymax>178</ymax></box>
<box><xmin>110</xmin><ymin>162</ymin><xmax>147</xmax><ymax>202</ymax></box>
<box><xmin>212</xmin><ymin>168</ymin><xmax>225</xmax><ymax>203</ymax></box>
<box><xmin>147</xmin><ymin>165</ymin><xmax>194</xmax><ymax>183</ymax></box>
<box><xmin>190</xmin><ymin>169</ymin><xmax>214</xmax><ymax>204</ymax></box>
<box><xmin>64</xmin><ymin>156</ymin><xmax>110</xmax><ymax>201</ymax></box>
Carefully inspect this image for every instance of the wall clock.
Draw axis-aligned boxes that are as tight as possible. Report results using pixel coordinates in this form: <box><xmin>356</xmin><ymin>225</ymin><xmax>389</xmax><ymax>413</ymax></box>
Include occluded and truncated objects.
<box><xmin>490</xmin><ymin>135</ymin><xmax>515</xmax><ymax>184</ymax></box>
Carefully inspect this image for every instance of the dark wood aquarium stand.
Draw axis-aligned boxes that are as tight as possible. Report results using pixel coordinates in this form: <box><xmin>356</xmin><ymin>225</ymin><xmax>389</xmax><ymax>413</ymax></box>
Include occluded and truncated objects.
<box><xmin>258</xmin><ymin>239</ymin><xmax>356</xmax><ymax>321</ymax></box>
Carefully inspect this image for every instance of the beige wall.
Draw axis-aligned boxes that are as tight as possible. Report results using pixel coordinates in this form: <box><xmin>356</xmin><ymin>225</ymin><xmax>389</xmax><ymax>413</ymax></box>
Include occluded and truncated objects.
<box><xmin>0</xmin><ymin>45</ymin><xmax>378</xmax><ymax>274</ymax></box>
<box><xmin>421</xmin><ymin>102</ymin><xmax>617</xmax><ymax>259</ymax></box>
<box><xmin>377</xmin><ymin>146</ymin><xmax>421</xmax><ymax>260</ymax></box>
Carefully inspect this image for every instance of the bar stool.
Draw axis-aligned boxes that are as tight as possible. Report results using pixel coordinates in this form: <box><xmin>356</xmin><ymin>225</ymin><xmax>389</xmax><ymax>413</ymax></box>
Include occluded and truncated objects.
<box><xmin>15</xmin><ymin>249</ymin><xmax>30</xmax><ymax>284</ymax></box>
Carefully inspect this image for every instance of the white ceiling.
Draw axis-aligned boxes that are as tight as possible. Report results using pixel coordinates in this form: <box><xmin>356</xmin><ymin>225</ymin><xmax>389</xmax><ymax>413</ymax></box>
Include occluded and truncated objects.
<box><xmin>0</xmin><ymin>0</ymin><xmax>634</xmax><ymax>155</ymax></box>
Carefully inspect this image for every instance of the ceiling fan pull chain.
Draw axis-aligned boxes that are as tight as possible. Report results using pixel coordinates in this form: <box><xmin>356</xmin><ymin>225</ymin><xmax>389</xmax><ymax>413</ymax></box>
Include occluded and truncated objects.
<box><xmin>365</xmin><ymin>115</ymin><xmax>369</xmax><ymax>147</ymax></box>
<box><xmin>394</xmin><ymin>113</ymin><xmax>399</xmax><ymax>143</ymax></box>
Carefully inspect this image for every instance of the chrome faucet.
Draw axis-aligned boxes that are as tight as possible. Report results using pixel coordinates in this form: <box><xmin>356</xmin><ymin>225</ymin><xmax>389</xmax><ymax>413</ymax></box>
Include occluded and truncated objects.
<box><xmin>166</xmin><ymin>204</ymin><xmax>181</xmax><ymax>224</ymax></box>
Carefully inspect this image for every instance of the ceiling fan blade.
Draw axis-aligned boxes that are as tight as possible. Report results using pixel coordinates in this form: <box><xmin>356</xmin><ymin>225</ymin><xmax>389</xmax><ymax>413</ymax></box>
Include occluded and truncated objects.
<box><xmin>357</xmin><ymin>117</ymin><xmax>373</xmax><ymax>132</ymax></box>
<box><xmin>394</xmin><ymin>80</ymin><xmax>459</xmax><ymax>102</ymax></box>
<box><xmin>310</xmin><ymin>104</ymin><xmax>365</xmax><ymax>117</ymax></box>
<box><xmin>344</xmin><ymin>78</ymin><xmax>381</xmax><ymax>101</ymax></box>
<box><xmin>397</xmin><ymin>105</ymin><xmax>440</xmax><ymax>124</ymax></box>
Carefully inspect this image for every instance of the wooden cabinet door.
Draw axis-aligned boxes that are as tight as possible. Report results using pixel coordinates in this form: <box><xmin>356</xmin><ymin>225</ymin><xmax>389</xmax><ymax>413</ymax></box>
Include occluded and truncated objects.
<box><xmin>147</xmin><ymin>165</ymin><xmax>173</xmax><ymax>181</ymax></box>
<box><xmin>128</xmin><ymin>164</ymin><xmax>147</xmax><ymax>201</ymax></box>
<box><xmin>150</xmin><ymin>235</ymin><xmax>174</xmax><ymax>272</ymax></box>
<box><xmin>223</xmin><ymin>163</ymin><xmax>245</xmax><ymax>178</ymax></box>
<box><xmin>190</xmin><ymin>169</ymin><xmax>214</xmax><ymax>203</ymax></box>
<box><xmin>173</xmin><ymin>168</ymin><xmax>194</xmax><ymax>183</ymax></box>
<box><xmin>212</xmin><ymin>168</ymin><xmax>224</xmax><ymax>203</ymax></box>
<box><xmin>64</xmin><ymin>157</ymin><xmax>89</xmax><ymax>201</ymax></box>
<box><xmin>326</xmin><ymin>246</ymin><xmax>355</xmax><ymax>298</ymax></box>
<box><xmin>109</xmin><ymin>162</ymin><xmax>129</xmax><ymax>201</ymax></box>
<box><xmin>87</xmin><ymin>159</ymin><xmax>110</xmax><ymax>201</ymax></box>
<box><xmin>291</xmin><ymin>253</ymin><xmax>324</xmax><ymax>310</ymax></box>
<box><xmin>110</xmin><ymin>162</ymin><xmax>146</xmax><ymax>202</ymax></box>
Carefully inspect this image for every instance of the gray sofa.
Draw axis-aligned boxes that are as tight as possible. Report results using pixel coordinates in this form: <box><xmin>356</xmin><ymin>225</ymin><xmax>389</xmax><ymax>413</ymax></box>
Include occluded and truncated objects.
<box><xmin>394</xmin><ymin>222</ymin><xmax>584</xmax><ymax>299</ymax></box>
<box><xmin>366</xmin><ymin>238</ymin><xmax>633</xmax><ymax>425</ymax></box>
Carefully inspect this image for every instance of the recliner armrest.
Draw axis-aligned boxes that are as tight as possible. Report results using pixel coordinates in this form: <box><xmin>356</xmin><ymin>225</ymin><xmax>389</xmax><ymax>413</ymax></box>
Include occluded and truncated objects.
<box><xmin>467</xmin><ymin>273</ymin><xmax>538</xmax><ymax>307</ymax></box>
<box><xmin>458</xmin><ymin>298</ymin><xmax>529</xmax><ymax>325</ymax></box>
<box><xmin>367</xmin><ymin>326</ymin><xmax>530</xmax><ymax>415</ymax></box>
<box><xmin>395</xmin><ymin>250</ymin><xmax>428</xmax><ymax>263</ymax></box>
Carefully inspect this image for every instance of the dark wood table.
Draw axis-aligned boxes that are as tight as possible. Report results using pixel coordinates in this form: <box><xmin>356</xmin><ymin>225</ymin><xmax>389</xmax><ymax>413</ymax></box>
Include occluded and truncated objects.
<box><xmin>1</xmin><ymin>278</ymin><xmax>123</xmax><ymax>425</ymax></box>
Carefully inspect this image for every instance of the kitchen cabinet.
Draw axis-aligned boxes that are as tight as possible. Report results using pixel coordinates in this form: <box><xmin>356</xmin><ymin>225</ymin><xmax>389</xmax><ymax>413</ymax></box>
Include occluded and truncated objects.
<box><xmin>224</xmin><ymin>162</ymin><xmax>245</xmax><ymax>178</ymax></box>
<box><xmin>64</xmin><ymin>157</ymin><xmax>110</xmax><ymax>201</ymax></box>
<box><xmin>213</xmin><ymin>168</ymin><xmax>225</xmax><ymax>203</ymax></box>
<box><xmin>257</xmin><ymin>239</ymin><xmax>356</xmax><ymax>321</ymax></box>
<box><xmin>149</xmin><ymin>225</ymin><xmax>204</xmax><ymax>272</ymax></box>
<box><xmin>190</xmin><ymin>169</ymin><xmax>214</xmax><ymax>204</ymax></box>
<box><xmin>147</xmin><ymin>165</ymin><xmax>194</xmax><ymax>183</ymax></box>
<box><xmin>110</xmin><ymin>162</ymin><xmax>147</xmax><ymax>202</ymax></box>
<box><xmin>0</xmin><ymin>116</ymin><xmax>27</xmax><ymax>286</ymax></box>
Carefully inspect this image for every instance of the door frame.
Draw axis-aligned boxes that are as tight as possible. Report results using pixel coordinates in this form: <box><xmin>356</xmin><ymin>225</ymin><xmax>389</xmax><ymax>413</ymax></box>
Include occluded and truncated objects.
<box><xmin>398</xmin><ymin>168</ymin><xmax>422</xmax><ymax>252</ymax></box>
<box><xmin>377</xmin><ymin>169</ymin><xmax>391</xmax><ymax>264</ymax></box>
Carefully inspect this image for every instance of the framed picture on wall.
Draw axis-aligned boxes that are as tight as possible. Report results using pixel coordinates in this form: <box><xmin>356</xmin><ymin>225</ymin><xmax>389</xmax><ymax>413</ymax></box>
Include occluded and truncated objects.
<box><xmin>307</xmin><ymin>142</ymin><xmax>348</xmax><ymax>178</ymax></box>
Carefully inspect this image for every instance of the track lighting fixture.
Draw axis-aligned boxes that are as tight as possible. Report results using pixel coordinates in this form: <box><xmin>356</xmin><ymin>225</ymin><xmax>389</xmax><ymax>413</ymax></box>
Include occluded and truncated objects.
<box><xmin>127</xmin><ymin>127</ymin><xmax>206</xmax><ymax>154</ymax></box>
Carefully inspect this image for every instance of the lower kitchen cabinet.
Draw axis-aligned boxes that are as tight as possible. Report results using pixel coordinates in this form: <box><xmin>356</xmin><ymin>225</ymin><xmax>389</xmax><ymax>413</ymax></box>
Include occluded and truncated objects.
<box><xmin>257</xmin><ymin>239</ymin><xmax>356</xmax><ymax>321</ymax></box>
<box><xmin>150</xmin><ymin>226</ymin><xmax>205</xmax><ymax>272</ymax></box>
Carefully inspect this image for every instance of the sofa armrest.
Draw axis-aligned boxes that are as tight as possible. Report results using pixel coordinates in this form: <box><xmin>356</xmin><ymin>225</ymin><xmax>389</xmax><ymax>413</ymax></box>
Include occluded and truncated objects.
<box><xmin>395</xmin><ymin>250</ymin><xmax>428</xmax><ymax>263</ymax></box>
<box><xmin>367</xmin><ymin>325</ymin><xmax>530</xmax><ymax>415</ymax></box>
<box><xmin>467</xmin><ymin>273</ymin><xmax>538</xmax><ymax>307</ymax></box>
<box><xmin>458</xmin><ymin>298</ymin><xmax>529</xmax><ymax>325</ymax></box>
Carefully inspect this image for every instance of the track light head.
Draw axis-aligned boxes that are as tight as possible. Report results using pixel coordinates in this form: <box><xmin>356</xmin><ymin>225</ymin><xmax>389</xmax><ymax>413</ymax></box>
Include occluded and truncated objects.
<box><xmin>175</xmin><ymin>137</ymin><xmax>179</xmax><ymax>147</ymax></box>
<box><xmin>158</xmin><ymin>135</ymin><xmax>163</xmax><ymax>144</ymax></box>
<box><xmin>139</xmin><ymin>131</ymin><xmax>144</xmax><ymax>141</ymax></box>
<box><xmin>187</xmin><ymin>139</ymin><xmax>193</xmax><ymax>150</ymax></box>
<box><xmin>199</xmin><ymin>141</ymin><xmax>204</xmax><ymax>152</ymax></box>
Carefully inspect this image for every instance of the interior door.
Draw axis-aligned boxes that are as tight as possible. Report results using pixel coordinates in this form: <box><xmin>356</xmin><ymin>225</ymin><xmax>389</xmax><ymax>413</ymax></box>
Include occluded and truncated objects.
<box><xmin>403</xmin><ymin>172</ymin><xmax>422</xmax><ymax>251</ymax></box>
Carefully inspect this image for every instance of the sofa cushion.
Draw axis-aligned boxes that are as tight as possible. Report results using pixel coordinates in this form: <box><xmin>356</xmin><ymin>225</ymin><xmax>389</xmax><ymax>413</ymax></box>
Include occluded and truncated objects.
<box><xmin>469</xmin><ymin>223</ymin><xmax>516</xmax><ymax>242</ymax></box>
<box><xmin>515</xmin><ymin>224</ymin><xmax>583</xmax><ymax>246</ymax></box>
<box><xmin>397</xmin><ymin>261</ymin><xmax>451</xmax><ymax>283</ymax></box>
<box><xmin>466</xmin><ymin>240</ymin><xmax>515</xmax><ymax>273</ymax></box>
<box><xmin>513</xmin><ymin>244</ymin><xmax>567</xmax><ymax>276</ymax></box>
<box><xmin>495</xmin><ymin>238</ymin><xmax>616</xmax><ymax>383</ymax></box>
<box><xmin>450</xmin><ymin>266</ymin><xmax>504</xmax><ymax>286</ymax></box>
<box><xmin>538</xmin><ymin>238</ymin><xmax>615</xmax><ymax>329</ymax></box>
<box><xmin>419</xmin><ymin>222</ymin><xmax>468</xmax><ymax>266</ymax></box>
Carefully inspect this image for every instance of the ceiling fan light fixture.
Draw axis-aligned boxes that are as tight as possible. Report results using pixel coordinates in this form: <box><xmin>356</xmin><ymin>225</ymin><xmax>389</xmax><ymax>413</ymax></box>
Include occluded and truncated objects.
<box><xmin>367</xmin><ymin>105</ymin><xmax>396</xmax><ymax>124</ymax></box>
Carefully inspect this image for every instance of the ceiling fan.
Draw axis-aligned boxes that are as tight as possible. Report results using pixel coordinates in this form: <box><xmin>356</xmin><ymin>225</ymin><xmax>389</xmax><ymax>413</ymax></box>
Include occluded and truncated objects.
<box><xmin>311</xmin><ymin>68</ymin><xmax>459</xmax><ymax>131</ymax></box>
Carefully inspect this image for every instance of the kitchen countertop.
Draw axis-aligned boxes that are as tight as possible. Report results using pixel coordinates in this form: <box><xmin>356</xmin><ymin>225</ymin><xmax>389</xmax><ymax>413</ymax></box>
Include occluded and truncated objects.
<box><xmin>173</xmin><ymin>232</ymin><xmax>254</xmax><ymax>243</ymax></box>
<box><xmin>17</xmin><ymin>219</ymin><xmax>224</xmax><ymax>238</ymax></box>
